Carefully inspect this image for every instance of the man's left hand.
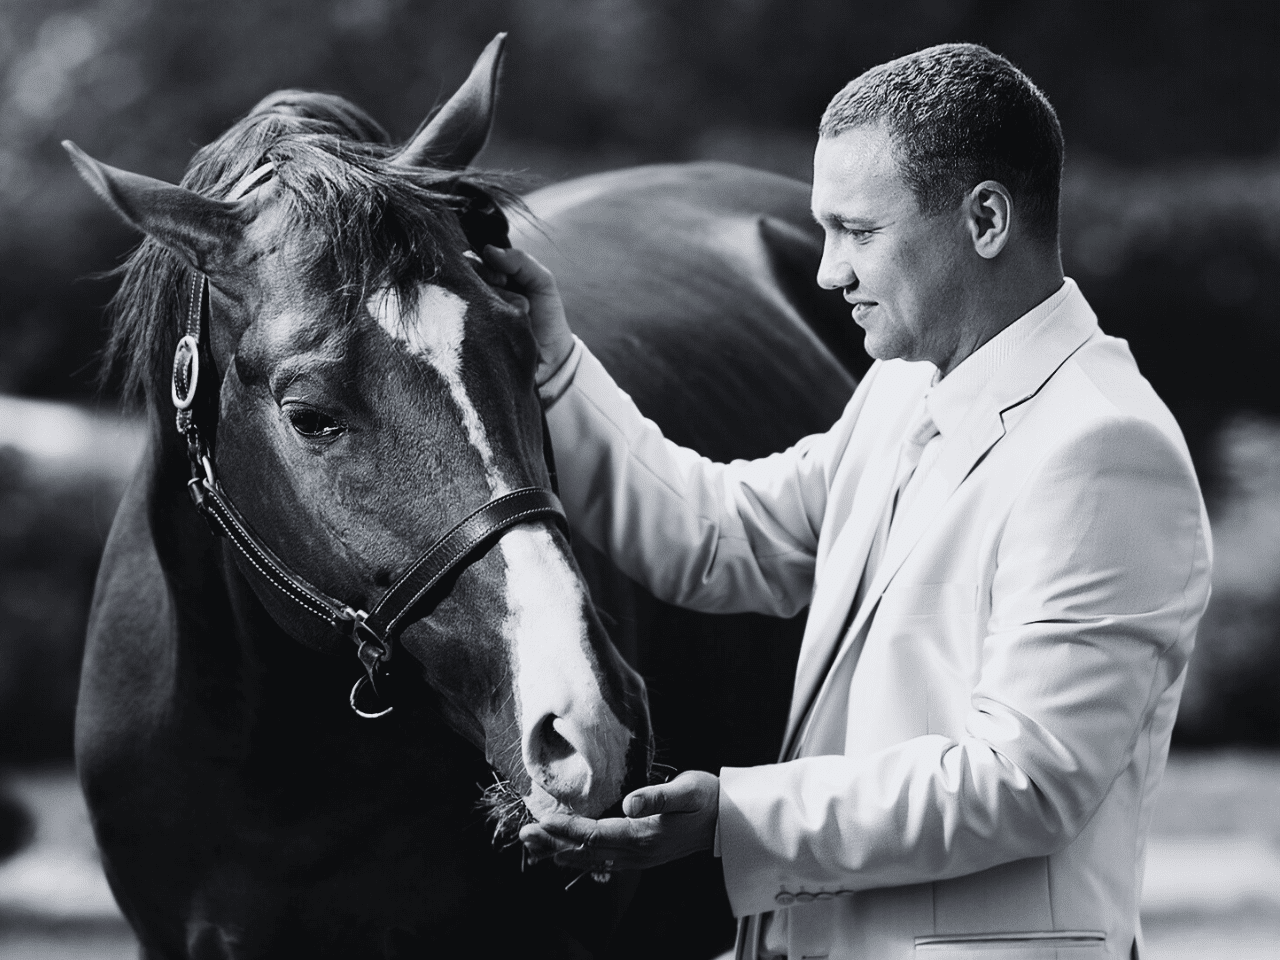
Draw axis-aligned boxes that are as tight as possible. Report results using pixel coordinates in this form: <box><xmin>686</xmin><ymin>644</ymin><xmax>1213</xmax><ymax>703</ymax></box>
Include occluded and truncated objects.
<box><xmin>519</xmin><ymin>770</ymin><xmax>719</xmax><ymax>872</ymax></box>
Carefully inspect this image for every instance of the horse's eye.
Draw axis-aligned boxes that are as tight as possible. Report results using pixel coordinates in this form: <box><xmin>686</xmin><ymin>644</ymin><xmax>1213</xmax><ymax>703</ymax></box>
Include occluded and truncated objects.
<box><xmin>285</xmin><ymin>405</ymin><xmax>345</xmax><ymax>440</ymax></box>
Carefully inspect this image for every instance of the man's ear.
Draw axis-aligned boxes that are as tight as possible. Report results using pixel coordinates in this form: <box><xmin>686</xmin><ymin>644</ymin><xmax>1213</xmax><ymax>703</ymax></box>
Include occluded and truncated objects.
<box><xmin>966</xmin><ymin>180</ymin><xmax>1013</xmax><ymax>260</ymax></box>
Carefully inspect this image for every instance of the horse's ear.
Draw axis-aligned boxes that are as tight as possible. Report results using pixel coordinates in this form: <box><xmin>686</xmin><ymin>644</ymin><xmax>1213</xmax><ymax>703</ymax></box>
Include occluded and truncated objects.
<box><xmin>393</xmin><ymin>33</ymin><xmax>506</xmax><ymax>170</ymax></box>
<box><xmin>63</xmin><ymin>140</ymin><xmax>245</xmax><ymax>273</ymax></box>
<box><xmin>453</xmin><ymin>183</ymin><xmax>511</xmax><ymax>251</ymax></box>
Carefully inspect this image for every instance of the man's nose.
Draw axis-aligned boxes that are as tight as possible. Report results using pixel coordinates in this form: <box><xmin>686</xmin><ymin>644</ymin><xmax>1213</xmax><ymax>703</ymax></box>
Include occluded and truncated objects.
<box><xmin>816</xmin><ymin>244</ymin><xmax>857</xmax><ymax>291</ymax></box>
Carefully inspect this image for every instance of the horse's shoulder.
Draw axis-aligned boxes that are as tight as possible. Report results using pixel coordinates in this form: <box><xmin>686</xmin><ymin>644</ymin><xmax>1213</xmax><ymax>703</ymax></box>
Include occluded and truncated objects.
<box><xmin>513</xmin><ymin>162</ymin><xmax>861</xmax><ymax>460</ymax></box>
<box><xmin>523</xmin><ymin>161</ymin><xmax>810</xmax><ymax>224</ymax></box>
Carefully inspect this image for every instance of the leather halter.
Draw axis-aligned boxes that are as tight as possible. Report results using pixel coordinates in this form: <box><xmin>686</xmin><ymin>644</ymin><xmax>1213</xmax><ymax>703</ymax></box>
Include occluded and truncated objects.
<box><xmin>171</xmin><ymin>164</ymin><xmax>568</xmax><ymax>717</ymax></box>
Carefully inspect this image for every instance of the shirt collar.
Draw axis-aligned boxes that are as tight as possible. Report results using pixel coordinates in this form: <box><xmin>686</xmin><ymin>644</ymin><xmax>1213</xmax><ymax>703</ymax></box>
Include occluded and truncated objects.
<box><xmin>925</xmin><ymin>278</ymin><xmax>1073</xmax><ymax>438</ymax></box>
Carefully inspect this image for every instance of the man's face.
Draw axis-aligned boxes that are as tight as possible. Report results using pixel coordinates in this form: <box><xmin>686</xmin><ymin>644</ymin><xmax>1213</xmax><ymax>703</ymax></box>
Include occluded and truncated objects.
<box><xmin>812</xmin><ymin>123</ymin><xmax>972</xmax><ymax>369</ymax></box>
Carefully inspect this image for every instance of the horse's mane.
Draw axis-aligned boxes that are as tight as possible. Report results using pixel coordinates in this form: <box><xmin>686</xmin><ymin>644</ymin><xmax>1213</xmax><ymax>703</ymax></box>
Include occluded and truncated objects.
<box><xmin>105</xmin><ymin>90</ymin><xmax>520</xmax><ymax>407</ymax></box>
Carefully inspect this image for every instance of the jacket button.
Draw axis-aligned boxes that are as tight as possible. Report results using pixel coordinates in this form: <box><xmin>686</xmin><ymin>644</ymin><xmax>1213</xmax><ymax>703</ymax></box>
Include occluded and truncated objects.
<box><xmin>795</xmin><ymin>892</ymin><xmax>815</xmax><ymax>903</ymax></box>
<box><xmin>775</xmin><ymin>893</ymin><xmax>796</xmax><ymax>906</ymax></box>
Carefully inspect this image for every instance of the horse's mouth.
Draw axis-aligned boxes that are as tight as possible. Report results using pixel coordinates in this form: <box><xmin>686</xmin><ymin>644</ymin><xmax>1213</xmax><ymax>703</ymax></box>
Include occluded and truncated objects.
<box><xmin>477</xmin><ymin>776</ymin><xmax>537</xmax><ymax>846</ymax></box>
<box><xmin>479</xmin><ymin>752</ymin><xmax>669</xmax><ymax>848</ymax></box>
<box><xmin>477</xmin><ymin>777</ymin><xmax>618</xmax><ymax>847</ymax></box>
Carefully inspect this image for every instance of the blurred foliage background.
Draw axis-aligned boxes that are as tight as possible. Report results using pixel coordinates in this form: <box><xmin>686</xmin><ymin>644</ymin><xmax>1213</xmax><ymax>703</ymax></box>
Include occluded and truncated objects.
<box><xmin>2</xmin><ymin>0</ymin><xmax>1280</xmax><ymax>759</ymax></box>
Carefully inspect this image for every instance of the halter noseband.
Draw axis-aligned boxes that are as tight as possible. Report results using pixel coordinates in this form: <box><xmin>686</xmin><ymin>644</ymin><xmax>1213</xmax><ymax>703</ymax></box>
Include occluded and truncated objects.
<box><xmin>171</xmin><ymin>163</ymin><xmax>568</xmax><ymax>718</ymax></box>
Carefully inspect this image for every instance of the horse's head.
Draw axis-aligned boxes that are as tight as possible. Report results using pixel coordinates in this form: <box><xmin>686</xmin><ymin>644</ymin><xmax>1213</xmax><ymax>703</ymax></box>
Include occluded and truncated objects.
<box><xmin>67</xmin><ymin>36</ymin><xmax>650</xmax><ymax>830</ymax></box>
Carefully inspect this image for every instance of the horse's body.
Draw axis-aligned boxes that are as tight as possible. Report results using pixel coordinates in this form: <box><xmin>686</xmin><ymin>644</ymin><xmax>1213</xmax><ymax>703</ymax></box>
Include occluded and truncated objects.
<box><xmin>73</xmin><ymin>38</ymin><xmax>860</xmax><ymax>960</ymax></box>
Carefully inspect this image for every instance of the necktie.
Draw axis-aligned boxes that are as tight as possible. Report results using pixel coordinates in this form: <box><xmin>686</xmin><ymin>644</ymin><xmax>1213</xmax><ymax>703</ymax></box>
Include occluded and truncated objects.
<box><xmin>861</xmin><ymin>397</ymin><xmax>940</xmax><ymax>597</ymax></box>
<box><xmin>888</xmin><ymin>399</ymin><xmax>941</xmax><ymax>534</ymax></box>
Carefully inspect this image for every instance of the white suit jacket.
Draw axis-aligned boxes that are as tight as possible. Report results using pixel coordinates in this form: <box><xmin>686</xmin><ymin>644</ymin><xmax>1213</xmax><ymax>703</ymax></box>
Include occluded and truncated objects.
<box><xmin>542</xmin><ymin>281</ymin><xmax>1211</xmax><ymax>960</ymax></box>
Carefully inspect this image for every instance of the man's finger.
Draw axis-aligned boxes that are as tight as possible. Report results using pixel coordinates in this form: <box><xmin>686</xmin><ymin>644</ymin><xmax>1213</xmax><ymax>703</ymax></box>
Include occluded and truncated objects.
<box><xmin>532</xmin><ymin>813</ymin><xmax>599</xmax><ymax>843</ymax></box>
<box><xmin>463</xmin><ymin>250</ymin><xmax>510</xmax><ymax>288</ymax></box>
<box><xmin>519</xmin><ymin>824</ymin><xmax>578</xmax><ymax>858</ymax></box>
<box><xmin>538</xmin><ymin>812</ymin><xmax>648</xmax><ymax>847</ymax></box>
<box><xmin>481</xmin><ymin>244</ymin><xmax>529</xmax><ymax>280</ymax></box>
<box><xmin>482</xmin><ymin>245</ymin><xmax>559</xmax><ymax>299</ymax></box>
<box><xmin>622</xmin><ymin>771</ymin><xmax>707</xmax><ymax>818</ymax></box>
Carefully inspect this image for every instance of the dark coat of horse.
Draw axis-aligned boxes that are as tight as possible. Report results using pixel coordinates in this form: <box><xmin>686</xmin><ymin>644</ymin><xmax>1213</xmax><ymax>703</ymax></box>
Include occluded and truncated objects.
<box><xmin>70</xmin><ymin>36</ymin><xmax>862</xmax><ymax>960</ymax></box>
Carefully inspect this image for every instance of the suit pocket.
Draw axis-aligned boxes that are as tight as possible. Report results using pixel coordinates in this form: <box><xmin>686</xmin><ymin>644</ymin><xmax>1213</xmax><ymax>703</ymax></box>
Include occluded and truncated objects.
<box><xmin>914</xmin><ymin>930</ymin><xmax>1107</xmax><ymax>959</ymax></box>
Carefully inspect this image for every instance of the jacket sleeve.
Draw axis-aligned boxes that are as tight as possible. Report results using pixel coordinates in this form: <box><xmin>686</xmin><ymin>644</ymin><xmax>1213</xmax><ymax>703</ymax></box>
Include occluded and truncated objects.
<box><xmin>715</xmin><ymin>414</ymin><xmax>1212</xmax><ymax>917</ymax></box>
<box><xmin>541</xmin><ymin>337</ymin><xmax>876</xmax><ymax>617</ymax></box>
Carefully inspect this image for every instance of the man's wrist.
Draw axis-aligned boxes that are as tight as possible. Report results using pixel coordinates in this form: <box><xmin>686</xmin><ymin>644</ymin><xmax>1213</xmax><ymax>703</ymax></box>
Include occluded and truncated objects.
<box><xmin>537</xmin><ymin>336</ymin><xmax>583</xmax><ymax>407</ymax></box>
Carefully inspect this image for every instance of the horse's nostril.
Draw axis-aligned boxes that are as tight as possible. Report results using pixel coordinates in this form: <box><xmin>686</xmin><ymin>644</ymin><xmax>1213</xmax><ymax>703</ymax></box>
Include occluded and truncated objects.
<box><xmin>529</xmin><ymin>714</ymin><xmax>576</xmax><ymax>767</ymax></box>
<box><xmin>524</xmin><ymin>713</ymin><xmax>606</xmax><ymax>812</ymax></box>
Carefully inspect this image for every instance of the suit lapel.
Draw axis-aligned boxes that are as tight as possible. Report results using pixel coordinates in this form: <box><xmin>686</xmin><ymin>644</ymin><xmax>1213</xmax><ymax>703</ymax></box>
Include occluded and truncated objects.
<box><xmin>782</xmin><ymin>426</ymin><xmax>901</xmax><ymax>740</ymax></box>
<box><xmin>780</xmin><ymin>369</ymin><xmax>931</xmax><ymax>753</ymax></box>
<box><xmin>866</xmin><ymin>409</ymin><xmax>1006</xmax><ymax>604</ymax></box>
<box><xmin>780</xmin><ymin>283</ymin><xmax>1101</xmax><ymax>760</ymax></box>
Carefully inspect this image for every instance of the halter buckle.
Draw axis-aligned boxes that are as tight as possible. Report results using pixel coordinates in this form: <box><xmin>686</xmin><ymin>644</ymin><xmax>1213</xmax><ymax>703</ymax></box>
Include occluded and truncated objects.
<box><xmin>171</xmin><ymin>334</ymin><xmax>200</xmax><ymax>412</ymax></box>
<box><xmin>341</xmin><ymin>608</ymin><xmax>394</xmax><ymax>719</ymax></box>
<box><xmin>342</xmin><ymin>608</ymin><xmax>391</xmax><ymax>663</ymax></box>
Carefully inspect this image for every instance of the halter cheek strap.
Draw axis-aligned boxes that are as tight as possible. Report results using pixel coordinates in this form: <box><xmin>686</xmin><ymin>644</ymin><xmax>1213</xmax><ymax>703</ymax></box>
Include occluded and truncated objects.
<box><xmin>172</xmin><ymin>164</ymin><xmax>568</xmax><ymax>718</ymax></box>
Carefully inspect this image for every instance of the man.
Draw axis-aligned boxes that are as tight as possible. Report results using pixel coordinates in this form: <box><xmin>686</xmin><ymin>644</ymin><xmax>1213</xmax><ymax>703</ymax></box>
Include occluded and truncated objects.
<box><xmin>490</xmin><ymin>43</ymin><xmax>1211</xmax><ymax>960</ymax></box>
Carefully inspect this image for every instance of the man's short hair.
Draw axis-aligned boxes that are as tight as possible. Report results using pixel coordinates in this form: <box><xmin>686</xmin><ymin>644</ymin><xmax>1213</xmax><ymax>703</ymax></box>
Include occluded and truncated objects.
<box><xmin>820</xmin><ymin>43</ymin><xmax>1064</xmax><ymax>244</ymax></box>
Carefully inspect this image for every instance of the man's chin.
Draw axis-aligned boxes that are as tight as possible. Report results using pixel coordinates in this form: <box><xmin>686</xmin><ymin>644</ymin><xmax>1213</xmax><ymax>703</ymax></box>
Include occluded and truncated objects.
<box><xmin>861</xmin><ymin>333</ymin><xmax>902</xmax><ymax>363</ymax></box>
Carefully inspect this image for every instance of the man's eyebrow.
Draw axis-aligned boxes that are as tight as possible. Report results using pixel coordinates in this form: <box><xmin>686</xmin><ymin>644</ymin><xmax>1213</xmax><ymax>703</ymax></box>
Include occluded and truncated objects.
<box><xmin>812</xmin><ymin>210</ymin><xmax>880</xmax><ymax>229</ymax></box>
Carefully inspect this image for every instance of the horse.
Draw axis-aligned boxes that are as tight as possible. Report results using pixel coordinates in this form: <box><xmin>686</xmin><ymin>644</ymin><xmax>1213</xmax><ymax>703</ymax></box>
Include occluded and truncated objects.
<box><xmin>68</xmin><ymin>35</ymin><xmax>861</xmax><ymax>959</ymax></box>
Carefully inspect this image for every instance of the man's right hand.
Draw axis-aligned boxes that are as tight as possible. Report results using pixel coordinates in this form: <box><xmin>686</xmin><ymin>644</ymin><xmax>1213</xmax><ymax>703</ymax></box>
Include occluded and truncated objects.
<box><xmin>482</xmin><ymin>245</ymin><xmax>575</xmax><ymax>387</ymax></box>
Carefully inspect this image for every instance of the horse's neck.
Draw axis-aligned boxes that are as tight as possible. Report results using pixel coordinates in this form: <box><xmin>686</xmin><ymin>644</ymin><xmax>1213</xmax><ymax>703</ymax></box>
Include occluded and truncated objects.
<box><xmin>140</xmin><ymin>417</ymin><xmax>292</xmax><ymax>710</ymax></box>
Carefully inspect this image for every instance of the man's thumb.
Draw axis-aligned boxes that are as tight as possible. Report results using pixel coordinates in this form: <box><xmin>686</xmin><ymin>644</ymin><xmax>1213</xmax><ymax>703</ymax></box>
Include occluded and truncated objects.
<box><xmin>623</xmin><ymin>786</ymin><xmax>664</xmax><ymax>818</ymax></box>
<box><xmin>624</xmin><ymin>772</ymin><xmax>709</xmax><ymax>818</ymax></box>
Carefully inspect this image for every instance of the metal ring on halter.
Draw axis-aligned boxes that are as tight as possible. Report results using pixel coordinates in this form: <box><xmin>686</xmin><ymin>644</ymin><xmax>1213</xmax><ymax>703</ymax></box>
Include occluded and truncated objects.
<box><xmin>349</xmin><ymin>674</ymin><xmax>393</xmax><ymax>719</ymax></box>
<box><xmin>347</xmin><ymin>609</ymin><xmax>392</xmax><ymax>664</ymax></box>
<box><xmin>171</xmin><ymin>335</ymin><xmax>200</xmax><ymax>410</ymax></box>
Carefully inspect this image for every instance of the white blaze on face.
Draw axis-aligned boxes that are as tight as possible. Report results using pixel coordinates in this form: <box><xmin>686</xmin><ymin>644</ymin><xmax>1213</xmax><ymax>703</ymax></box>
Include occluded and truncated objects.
<box><xmin>372</xmin><ymin>283</ymin><xmax>631</xmax><ymax>817</ymax></box>
<box><xmin>503</xmin><ymin>525</ymin><xmax>633</xmax><ymax>819</ymax></box>
<box><xmin>369</xmin><ymin>285</ymin><xmax>502</xmax><ymax>488</ymax></box>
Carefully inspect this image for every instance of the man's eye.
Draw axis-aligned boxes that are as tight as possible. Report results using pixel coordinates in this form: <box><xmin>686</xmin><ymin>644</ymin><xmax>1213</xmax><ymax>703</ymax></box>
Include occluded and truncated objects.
<box><xmin>285</xmin><ymin>406</ymin><xmax>345</xmax><ymax>440</ymax></box>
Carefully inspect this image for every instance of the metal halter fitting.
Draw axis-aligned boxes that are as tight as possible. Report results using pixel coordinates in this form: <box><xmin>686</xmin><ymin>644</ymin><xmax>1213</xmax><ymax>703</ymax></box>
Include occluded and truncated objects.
<box><xmin>172</xmin><ymin>164</ymin><xmax>568</xmax><ymax>718</ymax></box>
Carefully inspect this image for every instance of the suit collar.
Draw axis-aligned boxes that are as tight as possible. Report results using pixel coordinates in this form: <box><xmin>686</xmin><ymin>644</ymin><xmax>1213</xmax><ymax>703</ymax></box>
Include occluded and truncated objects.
<box><xmin>927</xmin><ymin>279</ymin><xmax>1075</xmax><ymax>440</ymax></box>
<box><xmin>780</xmin><ymin>280</ymin><xmax>1099</xmax><ymax>758</ymax></box>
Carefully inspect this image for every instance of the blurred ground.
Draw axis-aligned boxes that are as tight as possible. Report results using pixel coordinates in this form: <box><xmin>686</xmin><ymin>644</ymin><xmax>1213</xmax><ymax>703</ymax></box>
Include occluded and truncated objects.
<box><xmin>0</xmin><ymin>752</ymin><xmax>1276</xmax><ymax>959</ymax></box>
<box><xmin>0</xmin><ymin>766</ymin><xmax>134</xmax><ymax>959</ymax></box>
<box><xmin>1141</xmin><ymin>752</ymin><xmax>1280</xmax><ymax>959</ymax></box>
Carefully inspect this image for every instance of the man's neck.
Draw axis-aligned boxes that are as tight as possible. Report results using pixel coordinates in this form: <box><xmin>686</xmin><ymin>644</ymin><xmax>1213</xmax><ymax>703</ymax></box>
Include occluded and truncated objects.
<box><xmin>935</xmin><ymin>254</ymin><xmax>1064</xmax><ymax>379</ymax></box>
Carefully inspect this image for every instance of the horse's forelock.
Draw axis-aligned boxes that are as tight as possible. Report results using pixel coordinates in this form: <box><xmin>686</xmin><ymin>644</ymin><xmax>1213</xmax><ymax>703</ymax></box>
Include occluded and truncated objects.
<box><xmin>102</xmin><ymin>93</ymin><xmax>523</xmax><ymax>408</ymax></box>
<box><xmin>266</xmin><ymin>136</ymin><xmax>522</xmax><ymax>320</ymax></box>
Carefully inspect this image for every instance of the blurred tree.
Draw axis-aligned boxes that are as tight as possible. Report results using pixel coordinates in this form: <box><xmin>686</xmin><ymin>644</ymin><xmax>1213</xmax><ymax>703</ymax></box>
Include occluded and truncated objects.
<box><xmin>3</xmin><ymin>0</ymin><xmax>1280</xmax><ymax>397</ymax></box>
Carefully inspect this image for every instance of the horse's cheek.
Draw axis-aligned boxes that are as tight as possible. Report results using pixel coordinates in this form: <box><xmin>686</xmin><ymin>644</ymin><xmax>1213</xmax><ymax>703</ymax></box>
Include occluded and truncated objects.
<box><xmin>401</xmin><ymin>592</ymin><xmax>507</xmax><ymax>713</ymax></box>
